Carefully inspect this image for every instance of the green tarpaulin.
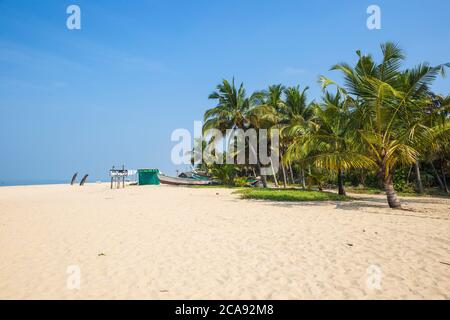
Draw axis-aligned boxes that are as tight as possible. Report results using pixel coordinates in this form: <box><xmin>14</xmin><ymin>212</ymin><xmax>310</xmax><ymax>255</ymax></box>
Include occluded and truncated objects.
<box><xmin>138</xmin><ymin>169</ymin><xmax>160</xmax><ymax>185</ymax></box>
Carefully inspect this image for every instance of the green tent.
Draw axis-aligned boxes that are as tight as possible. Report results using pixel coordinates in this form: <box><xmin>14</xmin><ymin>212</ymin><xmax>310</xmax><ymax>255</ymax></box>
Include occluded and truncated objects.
<box><xmin>138</xmin><ymin>169</ymin><xmax>160</xmax><ymax>185</ymax></box>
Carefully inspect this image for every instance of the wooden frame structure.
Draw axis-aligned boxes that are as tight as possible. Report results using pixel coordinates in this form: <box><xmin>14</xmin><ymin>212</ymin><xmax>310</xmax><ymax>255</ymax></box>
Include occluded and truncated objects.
<box><xmin>109</xmin><ymin>165</ymin><xmax>128</xmax><ymax>189</ymax></box>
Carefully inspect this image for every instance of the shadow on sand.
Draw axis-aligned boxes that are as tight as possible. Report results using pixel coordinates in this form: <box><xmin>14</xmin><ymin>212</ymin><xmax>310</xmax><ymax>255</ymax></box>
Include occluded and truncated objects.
<box><xmin>230</xmin><ymin>192</ymin><xmax>450</xmax><ymax>221</ymax></box>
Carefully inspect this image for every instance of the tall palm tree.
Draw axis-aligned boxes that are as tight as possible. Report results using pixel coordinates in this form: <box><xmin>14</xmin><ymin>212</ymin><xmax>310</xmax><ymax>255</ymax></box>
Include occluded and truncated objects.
<box><xmin>250</xmin><ymin>84</ymin><xmax>287</xmax><ymax>187</ymax></box>
<box><xmin>322</xmin><ymin>42</ymin><xmax>448</xmax><ymax>208</ymax></box>
<box><xmin>420</xmin><ymin>94</ymin><xmax>450</xmax><ymax>193</ymax></box>
<box><xmin>254</xmin><ymin>85</ymin><xmax>317</xmax><ymax>188</ymax></box>
<box><xmin>282</xmin><ymin>86</ymin><xmax>314</xmax><ymax>188</ymax></box>
<box><xmin>283</xmin><ymin>86</ymin><xmax>313</xmax><ymax>120</ymax></box>
<box><xmin>203</xmin><ymin>78</ymin><xmax>268</xmax><ymax>187</ymax></box>
<box><xmin>203</xmin><ymin>78</ymin><xmax>253</xmax><ymax>131</ymax></box>
<box><xmin>396</xmin><ymin>66</ymin><xmax>450</xmax><ymax>193</ymax></box>
<box><xmin>301</xmin><ymin>91</ymin><xmax>374</xmax><ymax>195</ymax></box>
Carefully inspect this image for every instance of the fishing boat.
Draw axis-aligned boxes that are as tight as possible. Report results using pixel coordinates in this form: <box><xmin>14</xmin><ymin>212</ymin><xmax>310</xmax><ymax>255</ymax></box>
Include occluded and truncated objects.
<box><xmin>178</xmin><ymin>171</ymin><xmax>211</xmax><ymax>181</ymax></box>
<box><xmin>157</xmin><ymin>173</ymin><xmax>211</xmax><ymax>186</ymax></box>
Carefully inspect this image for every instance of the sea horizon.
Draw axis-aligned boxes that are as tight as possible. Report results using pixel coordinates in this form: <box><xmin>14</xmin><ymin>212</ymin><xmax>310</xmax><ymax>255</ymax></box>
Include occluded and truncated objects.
<box><xmin>0</xmin><ymin>179</ymin><xmax>69</xmax><ymax>187</ymax></box>
<box><xmin>0</xmin><ymin>179</ymin><xmax>111</xmax><ymax>187</ymax></box>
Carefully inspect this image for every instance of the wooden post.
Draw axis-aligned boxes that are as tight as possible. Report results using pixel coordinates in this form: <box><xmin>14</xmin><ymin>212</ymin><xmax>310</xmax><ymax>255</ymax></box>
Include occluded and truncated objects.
<box><xmin>122</xmin><ymin>165</ymin><xmax>125</xmax><ymax>188</ymax></box>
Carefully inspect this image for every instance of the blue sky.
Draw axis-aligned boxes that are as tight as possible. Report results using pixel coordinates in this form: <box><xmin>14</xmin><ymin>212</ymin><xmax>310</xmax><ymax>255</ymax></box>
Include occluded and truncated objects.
<box><xmin>1</xmin><ymin>0</ymin><xmax>449</xmax><ymax>182</ymax></box>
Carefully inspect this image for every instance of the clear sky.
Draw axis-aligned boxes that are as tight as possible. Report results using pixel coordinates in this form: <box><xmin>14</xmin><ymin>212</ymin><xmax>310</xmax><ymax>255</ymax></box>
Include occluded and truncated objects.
<box><xmin>1</xmin><ymin>0</ymin><xmax>449</xmax><ymax>182</ymax></box>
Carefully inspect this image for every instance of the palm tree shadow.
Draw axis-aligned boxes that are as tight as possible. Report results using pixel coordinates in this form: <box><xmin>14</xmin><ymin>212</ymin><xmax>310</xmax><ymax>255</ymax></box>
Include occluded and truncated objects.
<box><xmin>334</xmin><ymin>201</ymin><xmax>450</xmax><ymax>221</ymax></box>
<box><xmin>232</xmin><ymin>195</ymin><xmax>450</xmax><ymax>221</ymax></box>
<box><xmin>352</xmin><ymin>195</ymin><xmax>449</xmax><ymax>205</ymax></box>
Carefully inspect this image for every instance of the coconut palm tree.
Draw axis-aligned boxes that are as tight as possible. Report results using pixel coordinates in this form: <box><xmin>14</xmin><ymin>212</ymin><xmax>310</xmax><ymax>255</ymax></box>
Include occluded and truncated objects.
<box><xmin>395</xmin><ymin>66</ymin><xmax>450</xmax><ymax>193</ymax></box>
<box><xmin>253</xmin><ymin>84</ymin><xmax>317</xmax><ymax>188</ymax></box>
<box><xmin>203</xmin><ymin>78</ymin><xmax>268</xmax><ymax>187</ymax></box>
<box><xmin>262</xmin><ymin>84</ymin><xmax>287</xmax><ymax>187</ymax></box>
<box><xmin>281</xmin><ymin>86</ymin><xmax>315</xmax><ymax>188</ymax></box>
<box><xmin>322</xmin><ymin>42</ymin><xmax>448</xmax><ymax>208</ymax></box>
<box><xmin>204</xmin><ymin>78</ymin><xmax>253</xmax><ymax>131</ymax></box>
<box><xmin>299</xmin><ymin>90</ymin><xmax>374</xmax><ymax>195</ymax></box>
<box><xmin>420</xmin><ymin>94</ymin><xmax>450</xmax><ymax>193</ymax></box>
<box><xmin>250</xmin><ymin>84</ymin><xmax>287</xmax><ymax>187</ymax></box>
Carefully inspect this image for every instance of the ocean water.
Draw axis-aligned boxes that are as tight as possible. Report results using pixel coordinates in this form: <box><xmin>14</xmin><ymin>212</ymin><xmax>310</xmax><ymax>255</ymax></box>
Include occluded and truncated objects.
<box><xmin>0</xmin><ymin>179</ymin><xmax>69</xmax><ymax>187</ymax></box>
<box><xmin>0</xmin><ymin>178</ymin><xmax>112</xmax><ymax>187</ymax></box>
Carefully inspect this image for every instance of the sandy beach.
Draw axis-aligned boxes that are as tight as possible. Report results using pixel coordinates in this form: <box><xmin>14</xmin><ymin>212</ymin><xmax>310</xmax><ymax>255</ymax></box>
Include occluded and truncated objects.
<box><xmin>0</xmin><ymin>183</ymin><xmax>449</xmax><ymax>299</ymax></box>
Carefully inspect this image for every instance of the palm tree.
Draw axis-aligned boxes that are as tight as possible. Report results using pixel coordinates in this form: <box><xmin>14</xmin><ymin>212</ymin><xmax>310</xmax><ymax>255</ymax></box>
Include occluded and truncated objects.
<box><xmin>432</xmin><ymin>95</ymin><xmax>450</xmax><ymax>193</ymax></box>
<box><xmin>203</xmin><ymin>78</ymin><xmax>253</xmax><ymax>131</ymax></box>
<box><xmin>420</xmin><ymin>94</ymin><xmax>450</xmax><ymax>193</ymax></box>
<box><xmin>301</xmin><ymin>90</ymin><xmax>374</xmax><ymax>195</ymax></box>
<box><xmin>188</xmin><ymin>138</ymin><xmax>210</xmax><ymax>174</ymax></box>
<box><xmin>263</xmin><ymin>84</ymin><xmax>287</xmax><ymax>187</ymax></box>
<box><xmin>282</xmin><ymin>86</ymin><xmax>315</xmax><ymax>188</ymax></box>
<box><xmin>254</xmin><ymin>85</ymin><xmax>317</xmax><ymax>188</ymax></box>
<box><xmin>203</xmin><ymin>78</ymin><xmax>268</xmax><ymax>187</ymax></box>
<box><xmin>395</xmin><ymin>66</ymin><xmax>449</xmax><ymax>193</ymax></box>
<box><xmin>322</xmin><ymin>42</ymin><xmax>448</xmax><ymax>208</ymax></box>
<box><xmin>250</xmin><ymin>84</ymin><xmax>287</xmax><ymax>187</ymax></box>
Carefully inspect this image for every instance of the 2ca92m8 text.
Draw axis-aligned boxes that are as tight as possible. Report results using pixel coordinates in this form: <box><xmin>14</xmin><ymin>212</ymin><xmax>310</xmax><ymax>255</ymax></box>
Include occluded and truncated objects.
<box><xmin>218</xmin><ymin>304</ymin><xmax>274</xmax><ymax>315</ymax></box>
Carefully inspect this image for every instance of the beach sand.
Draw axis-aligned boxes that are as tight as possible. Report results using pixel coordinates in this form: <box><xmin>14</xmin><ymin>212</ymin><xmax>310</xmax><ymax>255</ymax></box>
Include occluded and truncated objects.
<box><xmin>0</xmin><ymin>183</ymin><xmax>449</xmax><ymax>299</ymax></box>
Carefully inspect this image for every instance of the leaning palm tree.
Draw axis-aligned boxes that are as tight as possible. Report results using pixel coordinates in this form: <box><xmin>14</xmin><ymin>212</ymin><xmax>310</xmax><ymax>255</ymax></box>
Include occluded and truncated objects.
<box><xmin>322</xmin><ymin>42</ymin><xmax>448</xmax><ymax>208</ymax></box>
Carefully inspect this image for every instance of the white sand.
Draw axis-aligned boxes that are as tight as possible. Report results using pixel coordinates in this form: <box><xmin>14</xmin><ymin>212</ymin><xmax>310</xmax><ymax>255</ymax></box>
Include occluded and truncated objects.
<box><xmin>0</xmin><ymin>183</ymin><xmax>449</xmax><ymax>299</ymax></box>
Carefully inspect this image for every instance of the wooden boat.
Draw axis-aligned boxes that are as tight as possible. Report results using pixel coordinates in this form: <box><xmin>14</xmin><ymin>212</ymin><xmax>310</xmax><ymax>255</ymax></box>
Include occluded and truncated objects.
<box><xmin>70</xmin><ymin>172</ymin><xmax>78</xmax><ymax>185</ymax></box>
<box><xmin>157</xmin><ymin>174</ymin><xmax>211</xmax><ymax>186</ymax></box>
<box><xmin>178</xmin><ymin>171</ymin><xmax>211</xmax><ymax>181</ymax></box>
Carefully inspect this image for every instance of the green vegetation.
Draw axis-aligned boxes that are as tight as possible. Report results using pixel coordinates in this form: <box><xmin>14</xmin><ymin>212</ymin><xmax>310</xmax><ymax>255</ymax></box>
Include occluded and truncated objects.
<box><xmin>194</xmin><ymin>42</ymin><xmax>450</xmax><ymax>209</ymax></box>
<box><xmin>347</xmin><ymin>186</ymin><xmax>449</xmax><ymax>198</ymax></box>
<box><xmin>188</xmin><ymin>184</ymin><xmax>240</xmax><ymax>189</ymax></box>
<box><xmin>345</xmin><ymin>187</ymin><xmax>384</xmax><ymax>195</ymax></box>
<box><xmin>235</xmin><ymin>188</ymin><xmax>349</xmax><ymax>202</ymax></box>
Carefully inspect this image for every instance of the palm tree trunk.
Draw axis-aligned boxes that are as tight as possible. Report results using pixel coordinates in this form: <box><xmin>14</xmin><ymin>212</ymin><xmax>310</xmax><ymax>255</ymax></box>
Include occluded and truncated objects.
<box><xmin>406</xmin><ymin>165</ymin><xmax>413</xmax><ymax>184</ymax></box>
<box><xmin>441</xmin><ymin>162</ymin><xmax>449</xmax><ymax>193</ymax></box>
<box><xmin>281</xmin><ymin>165</ymin><xmax>287</xmax><ymax>188</ymax></box>
<box><xmin>414</xmin><ymin>160</ymin><xmax>424</xmax><ymax>194</ymax></box>
<box><xmin>359</xmin><ymin>171</ymin><xmax>366</xmax><ymax>187</ymax></box>
<box><xmin>270</xmin><ymin>159</ymin><xmax>279</xmax><ymax>187</ymax></box>
<box><xmin>248</xmin><ymin>140</ymin><xmax>267</xmax><ymax>188</ymax></box>
<box><xmin>281</xmin><ymin>164</ymin><xmax>287</xmax><ymax>188</ymax></box>
<box><xmin>301</xmin><ymin>168</ymin><xmax>306</xmax><ymax>189</ymax></box>
<box><xmin>384</xmin><ymin>173</ymin><xmax>401</xmax><ymax>209</ymax></box>
<box><xmin>377</xmin><ymin>169</ymin><xmax>384</xmax><ymax>190</ymax></box>
<box><xmin>260</xmin><ymin>173</ymin><xmax>268</xmax><ymax>188</ymax></box>
<box><xmin>255</xmin><ymin>163</ymin><xmax>267</xmax><ymax>188</ymax></box>
<box><xmin>337</xmin><ymin>168</ymin><xmax>346</xmax><ymax>196</ymax></box>
<box><xmin>430</xmin><ymin>161</ymin><xmax>445</xmax><ymax>191</ymax></box>
<box><xmin>279</xmin><ymin>150</ymin><xmax>287</xmax><ymax>188</ymax></box>
<box><xmin>288</xmin><ymin>161</ymin><xmax>295</xmax><ymax>184</ymax></box>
